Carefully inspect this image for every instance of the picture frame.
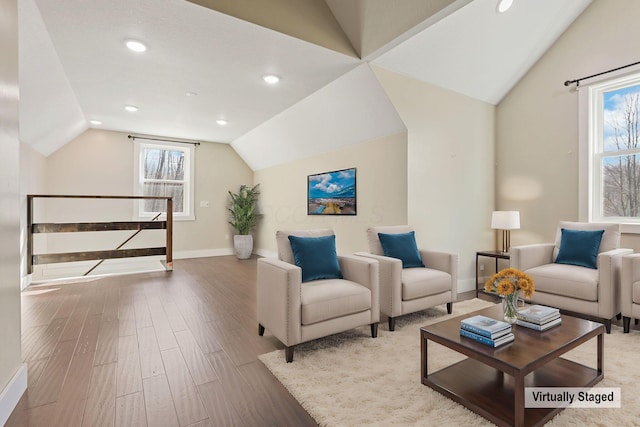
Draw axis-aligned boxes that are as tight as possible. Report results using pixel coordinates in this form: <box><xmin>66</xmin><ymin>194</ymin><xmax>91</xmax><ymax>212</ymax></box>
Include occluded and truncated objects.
<box><xmin>307</xmin><ymin>168</ymin><xmax>357</xmax><ymax>215</ymax></box>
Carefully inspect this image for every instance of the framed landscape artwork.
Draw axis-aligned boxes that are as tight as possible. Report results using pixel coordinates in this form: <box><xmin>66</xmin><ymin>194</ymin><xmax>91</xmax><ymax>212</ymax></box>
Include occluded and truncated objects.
<box><xmin>307</xmin><ymin>168</ymin><xmax>357</xmax><ymax>215</ymax></box>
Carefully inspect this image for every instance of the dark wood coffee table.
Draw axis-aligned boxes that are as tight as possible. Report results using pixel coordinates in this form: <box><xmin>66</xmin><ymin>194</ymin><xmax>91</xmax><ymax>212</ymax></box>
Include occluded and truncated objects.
<box><xmin>421</xmin><ymin>305</ymin><xmax>604</xmax><ymax>427</ymax></box>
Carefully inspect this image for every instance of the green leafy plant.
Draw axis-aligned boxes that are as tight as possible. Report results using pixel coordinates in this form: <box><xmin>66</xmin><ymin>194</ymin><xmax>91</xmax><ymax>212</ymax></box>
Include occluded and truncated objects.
<box><xmin>227</xmin><ymin>184</ymin><xmax>261</xmax><ymax>235</ymax></box>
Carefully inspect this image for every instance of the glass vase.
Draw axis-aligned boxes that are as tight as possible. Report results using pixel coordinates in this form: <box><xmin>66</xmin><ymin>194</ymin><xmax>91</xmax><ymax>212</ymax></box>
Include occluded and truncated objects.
<box><xmin>502</xmin><ymin>293</ymin><xmax>518</xmax><ymax>324</ymax></box>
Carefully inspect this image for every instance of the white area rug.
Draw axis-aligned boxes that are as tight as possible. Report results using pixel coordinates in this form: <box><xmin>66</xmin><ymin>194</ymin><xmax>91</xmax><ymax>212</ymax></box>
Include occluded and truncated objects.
<box><xmin>259</xmin><ymin>299</ymin><xmax>640</xmax><ymax>427</ymax></box>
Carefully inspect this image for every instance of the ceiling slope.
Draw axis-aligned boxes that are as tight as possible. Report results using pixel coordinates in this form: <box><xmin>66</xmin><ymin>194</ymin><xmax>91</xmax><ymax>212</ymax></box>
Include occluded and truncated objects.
<box><xmin>374</xmin><ymin>0</ymin><xmax>592</xmax><ymax>105</ymax></box>
<box><xmin>232</xmin><ymin>63</ymin><xmax>406</xmax><ymax>171</ymax></box>
<box><xmin>19</xmin><ymin>0</ymin><xmax>87</xmax><ymax>156</ymax></box>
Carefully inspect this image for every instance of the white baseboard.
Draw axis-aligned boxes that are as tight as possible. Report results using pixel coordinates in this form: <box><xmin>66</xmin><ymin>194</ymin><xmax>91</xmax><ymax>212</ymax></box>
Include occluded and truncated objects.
<box><xmin>254</xmin><ymin>248</ymin><xmax>277</xmax><ymax>258</ymax></box>
<box><xmin>0</xmin><ymin>364</ymin><xmax>27</xmax><ymax>426</ymax></box>
<box><xmin>173</xmin><ymin>248</ymin><xmax>234</xmax><ymax>259</ymax></box>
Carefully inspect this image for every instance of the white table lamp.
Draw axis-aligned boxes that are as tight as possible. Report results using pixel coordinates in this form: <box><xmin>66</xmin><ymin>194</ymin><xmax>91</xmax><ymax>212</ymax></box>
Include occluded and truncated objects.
<box><xmin>491</xmin><ymin>211</ymin><xmax>520</xmax><ymax>253</ymax></box>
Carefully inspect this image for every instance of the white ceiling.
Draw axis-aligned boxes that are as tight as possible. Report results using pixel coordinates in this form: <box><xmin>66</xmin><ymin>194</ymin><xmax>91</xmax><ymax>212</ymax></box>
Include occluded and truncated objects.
<box><xmin>19</xmin><ymin>0</ymin><xmax>592</xmax><ymax>169</ymax></box>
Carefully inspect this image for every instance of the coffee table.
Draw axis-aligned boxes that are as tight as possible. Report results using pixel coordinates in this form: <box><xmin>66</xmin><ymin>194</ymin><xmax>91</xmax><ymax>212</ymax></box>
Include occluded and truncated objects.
<box><xmin>421</xmin><ymin>305</ymin><xmax>604</xmax><ymax>427</ymax></box>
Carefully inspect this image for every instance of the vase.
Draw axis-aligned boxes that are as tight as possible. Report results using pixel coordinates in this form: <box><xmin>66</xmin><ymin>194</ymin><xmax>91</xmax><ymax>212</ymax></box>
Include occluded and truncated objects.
<box><xmin>233</xmin><ymin>234</ymin><xmax>253</xmax><ymax>259</ymax></box>
<box><xmin>502</xmin><ymin>293</ymin><xmax>519</xmax><ymax>324</ymax></box>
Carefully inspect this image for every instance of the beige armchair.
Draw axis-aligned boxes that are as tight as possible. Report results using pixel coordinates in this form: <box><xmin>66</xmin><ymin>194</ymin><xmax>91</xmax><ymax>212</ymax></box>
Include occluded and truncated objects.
<box><xmin>621</xmin><ymin>253</ymin><xmax>640</xmax><ymax>333</ymax></box>
<box><xmin>356</xmin><ymin>225</ymin><xmax>457</xmax><ymax>331</ymax></box>
<box><xmin>257</xmin><ymin>229</ymin><xmax>379</xmax><ymax>362</ymax></box>
<box><xmin>510</xmin><ymin>221</ymin><xmax>631</xmax><ymax>333</ymax></box>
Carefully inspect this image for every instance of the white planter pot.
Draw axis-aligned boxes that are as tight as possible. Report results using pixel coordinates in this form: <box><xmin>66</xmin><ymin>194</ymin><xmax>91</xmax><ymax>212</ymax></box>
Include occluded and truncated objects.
<box><xmin>233</xmin><ymin>234</ymin><xmax>253</xmax><ymax>259</ymax></box>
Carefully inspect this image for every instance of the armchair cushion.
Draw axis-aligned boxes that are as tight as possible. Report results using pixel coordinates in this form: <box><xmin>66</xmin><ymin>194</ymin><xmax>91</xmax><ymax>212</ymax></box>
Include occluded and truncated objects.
<box><xmin>553</xmin><ymin>221</ymin><xmax>619</xmax><ymax>260</ymax></box>
<box><xmin>377</xmin><ymin>231</ymin><xmax>425</xmax><ymax>268</ymax></box>
<box><xmin>555</xmin><ymin>228</ymin><xmax>604</xmax><ymax>269</ymax></box>
<box><xmin>288</xmin><ymin>234</ymin><xmax>342</xmax><ymax>282</ymax></box>
<box><xmin>402</xmin><ymin>268</ymin><xmax>452</xmax><ymax>300</ymax></box>
<box><xmin>526</xmin><ymin>263</ymin><xmax>598</xmax><ymax>301</ymax></box>
<box><xmin>301</xmin><ymin>279</ymin><xmax>372</xmax><ymax>325</ymax></box>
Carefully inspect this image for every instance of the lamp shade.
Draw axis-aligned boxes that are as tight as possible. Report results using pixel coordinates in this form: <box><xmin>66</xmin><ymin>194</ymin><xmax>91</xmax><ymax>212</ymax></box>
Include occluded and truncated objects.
<box><xmin>491</xmin><ymin>211</ymin><xmax>520</xmax><ymax>230</ymax></box>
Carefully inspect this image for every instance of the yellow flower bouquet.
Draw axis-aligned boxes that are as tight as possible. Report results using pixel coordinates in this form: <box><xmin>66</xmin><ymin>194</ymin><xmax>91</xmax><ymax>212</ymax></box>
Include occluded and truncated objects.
<box><xmin>484</xmin><ymin>268</ymin><xmax>535</xmax><ymax>323</ymax></box>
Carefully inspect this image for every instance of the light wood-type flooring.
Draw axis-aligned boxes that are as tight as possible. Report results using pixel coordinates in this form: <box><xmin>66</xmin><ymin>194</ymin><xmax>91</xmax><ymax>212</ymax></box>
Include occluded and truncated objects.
<box><xmin>6</xmin><ymin>256</ymin><xmax>318</xmax><ymax>427</ymax></box>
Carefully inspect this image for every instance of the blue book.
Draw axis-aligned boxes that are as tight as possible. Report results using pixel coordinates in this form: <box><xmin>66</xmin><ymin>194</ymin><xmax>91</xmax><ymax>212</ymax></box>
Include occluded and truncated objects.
<box><xmin>460</xmin><ymin>315</ymin><xmax>511</xmax><ymax>338</ymax></box>
<box><xmin>459</xmin><ymin>328</ymin><xmax>515</xmax><ymax>347</ymax></box>
<box><xmin>460</xmin><ymin>322</ymin><xmax>512</xmax><ymax>339</ymax></box>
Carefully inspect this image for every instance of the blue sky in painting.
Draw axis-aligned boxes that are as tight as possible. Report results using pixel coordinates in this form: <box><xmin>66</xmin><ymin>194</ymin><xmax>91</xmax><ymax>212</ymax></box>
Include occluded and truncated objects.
<box><xmin>308</xmin><ymin>169</ymin><xmax>356</xmax><ymax>198</ymax></box>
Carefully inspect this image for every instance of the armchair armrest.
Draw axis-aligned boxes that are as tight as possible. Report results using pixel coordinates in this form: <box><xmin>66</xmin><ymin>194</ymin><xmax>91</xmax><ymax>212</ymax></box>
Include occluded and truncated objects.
<box><xmin>510</xmin><ymin>243</ymin><xmax>555</xmax><ymax>271</ymax></box>
<box><xmin>420</xmin><ymin>250</ymin><xmax>458</xmax><ymax>300</ymax></box>
<box><xmin>621</xmin><ymin>253</ymin><xmax>640</xmax><ymax>316</ymax></box>
<box><xmin>257</xmin><ymin>258</ymin><xmax>302</xmax><ymax>346</ymax></box>
<box><xmin>354</xmin><ymin>252</ymin><xmax>402</xmax><ymax>317</ymax></box>
<box><xmin>596</xmin><ymin>248</ymin><xmax>633</xmax><ymax>318</ymax></box>
<box><xmin>339</xmin><ymin>254</ymin><xmax>380</xmax><ymax>322</ymax></box>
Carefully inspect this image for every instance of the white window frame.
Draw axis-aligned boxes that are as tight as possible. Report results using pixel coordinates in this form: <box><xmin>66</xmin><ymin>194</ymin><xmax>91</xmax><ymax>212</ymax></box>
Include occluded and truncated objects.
<box><xmin>133</xmin><ymin>140</ymin><xmax>195</xmax><ymax>221</ymax></box>
<box><xmin>579</xmin><ymin>65</ymin><xmax>640</xmax><ymax>233</ymax></box>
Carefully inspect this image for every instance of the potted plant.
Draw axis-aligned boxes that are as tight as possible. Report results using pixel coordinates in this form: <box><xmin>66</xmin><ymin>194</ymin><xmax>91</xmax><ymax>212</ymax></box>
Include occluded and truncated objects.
<box><xmin>227</xmin><ymin>184</ymin><xmax>260</xmax><ymax>259</ymax></box>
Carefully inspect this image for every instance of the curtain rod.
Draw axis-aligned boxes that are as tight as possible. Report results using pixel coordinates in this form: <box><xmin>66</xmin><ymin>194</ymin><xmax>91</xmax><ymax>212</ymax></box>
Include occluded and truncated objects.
<box><xmin>127</xmin><ymin>135</ymin><xmax>201</xmax><ymax>146</ymax></box>
<box><xmin>564</xmin><ymin>60</ymin><xmax>640</xmax><ymax>87</ymax></box>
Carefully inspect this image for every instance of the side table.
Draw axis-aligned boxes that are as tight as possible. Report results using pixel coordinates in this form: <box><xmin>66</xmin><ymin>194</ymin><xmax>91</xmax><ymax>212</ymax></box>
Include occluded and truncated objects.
<box><xmin>475</xmin><ymin>250</ymin><xmax>510</xmax><ymax>297</ymax></box>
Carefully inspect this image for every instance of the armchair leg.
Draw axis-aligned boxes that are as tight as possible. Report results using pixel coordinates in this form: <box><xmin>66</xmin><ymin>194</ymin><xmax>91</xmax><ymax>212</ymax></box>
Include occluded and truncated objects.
<box><xmin>258</xmin><ymin>323</ymin><xmax>265</xmax><ymax>336</ymax></box>
<box><xmin>371</xmin><ymin>323</ymin><xmax>378</xmax><ymax>338</ymax></box>
<box><xmin>616</xmin><ymin>313</ymin><xmax>622</xmax><ymax>320</ymax></box>
<box><xmin>447</xmin><ymin>302</ymin><xmax>453</xmax><ymax>314</ymax></box>
<box><xmin>388</xmin><ymin>317</ymin><xmax>396</xmax><ymax>332</ymax></box>
<box><xmin>623</xmin><ymin>316</ymin><xmax>631</xmax><ymax>333</ymax></box>
<box><xmin>285</xmin><ymin>346</ymin><xmax>295</xmax><ymax>363</ymax></box>
<box><xmin>604</xmin><ymin>319</ymin><xmax>612</xmax><ymax>334</ymax></box>
<box><xmin>636</xmin><ymin>319</ymin><xmax>639</xmax><ymax>325</ymax></box>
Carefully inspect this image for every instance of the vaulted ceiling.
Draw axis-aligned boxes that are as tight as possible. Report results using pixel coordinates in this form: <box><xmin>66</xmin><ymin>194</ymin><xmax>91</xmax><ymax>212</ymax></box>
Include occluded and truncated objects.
<box><xmin>19</xmin><ymin>0</ymin><xmax>592</xmax><ymax>170</ymax></box>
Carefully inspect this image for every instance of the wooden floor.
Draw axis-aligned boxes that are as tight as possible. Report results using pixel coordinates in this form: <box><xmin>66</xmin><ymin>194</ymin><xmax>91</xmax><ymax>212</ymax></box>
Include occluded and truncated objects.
<box><xmin>6</xmin><ymin>256</ymin><xmax>318</xmax><ymax>427</ymax></box>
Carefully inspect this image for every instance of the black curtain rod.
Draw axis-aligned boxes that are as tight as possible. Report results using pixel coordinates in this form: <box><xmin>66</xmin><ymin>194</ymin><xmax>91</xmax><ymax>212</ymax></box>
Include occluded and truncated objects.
<box><xmin>564</xmin><ymin>60</ymin><xmax>640</xmax><ymax>87</ymax></box>
<box><xmin>127</xmin><ymin>135</ymin><xmax>201</xmax><ymax>146</ymax></box>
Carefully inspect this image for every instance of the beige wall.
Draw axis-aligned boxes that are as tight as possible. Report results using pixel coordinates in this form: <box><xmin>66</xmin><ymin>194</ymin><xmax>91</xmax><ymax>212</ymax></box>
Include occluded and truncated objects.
<box><xmin>373</xmin><ymin>65</ymin><xmax>496</xmax><ymax>291</ymax></box>
<box><xmin>254</xmin><ymin>132</ymin><xmax>408</xmax><ymax>255</ymax></box>
<box><xmin>40</xmin><ymin>129</ymin><xmax>253</xmax><ymax>260</ymax></box>
<box><xmin>0</xmin><ymin>0</ymin><xmax>25</xmax><ymax>419</ymax></box>
<box><xmin>496</xmin><ymin>0</ymin><xmax>640</xmax><ymax>250</ymax></box>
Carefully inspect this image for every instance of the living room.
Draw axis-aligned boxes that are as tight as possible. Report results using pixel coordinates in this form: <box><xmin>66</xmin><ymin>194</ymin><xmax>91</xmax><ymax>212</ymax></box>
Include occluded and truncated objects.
<box><xmin>3</xmin><ymin>0</ymin><xmax>640</xmax><ymax>426</ymax></box>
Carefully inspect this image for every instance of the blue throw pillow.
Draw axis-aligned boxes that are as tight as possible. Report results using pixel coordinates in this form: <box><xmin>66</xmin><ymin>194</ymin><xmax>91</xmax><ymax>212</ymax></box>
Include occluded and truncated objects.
<box><xmin>555</xmin><ymin>228</ymin><xmax>604</xmax><ymax>269</ymax></box>
<box><xmin>288</xmin><ymin>235</ymin><xmax>343</xmax><ymax>282</ymax></box>
<box><xmin>377</xmin><ymin>231</ymin><xmax>425</xmax><ymax>268</ymax></box>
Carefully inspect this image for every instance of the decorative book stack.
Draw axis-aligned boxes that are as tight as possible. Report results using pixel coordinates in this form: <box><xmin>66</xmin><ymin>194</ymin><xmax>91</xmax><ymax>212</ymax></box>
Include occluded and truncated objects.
<box><xmin>516</xmin><ymin>304</ymin><xmax>561</xmax><ymax>331</ymax></box>
<box><xmin>459</xmin><ymin>315</ymin><xmax>514</xmax><ymax>347</ymax></box>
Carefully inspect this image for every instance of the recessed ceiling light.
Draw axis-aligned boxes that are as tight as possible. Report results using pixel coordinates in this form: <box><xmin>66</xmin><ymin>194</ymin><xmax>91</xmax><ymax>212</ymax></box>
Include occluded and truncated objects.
<box><xmin>125</xmin><ymin>40</ymin><xmax>147</xmax><ymax>53</ymax></box>
<box><xmin>185</xmin><ymin>91</ymin><xmax>198</xmax><ymax>97</ymax></box>
<box><xmin>496</xmin><ymin>0</ymin><xmax>513</xmax><ymax>13</ymax></box>
<box><xmin>216</xmin><ymin>119</ymin><xmax>228</xmax><ymax>126</ymax></box>
<box><xmin>262</xmin><ymin>74</ymin><xmax>280</xmax><ymax>84</ymax></box>
<box><xmin>89</xmin><ymin>119</ymin><xmax>102</xmax><ymax>125</ymax></box>
<box><xmin>124</xmin><ymin>105</ymin><xmax>139</xmax><ymax>112</ymax></box>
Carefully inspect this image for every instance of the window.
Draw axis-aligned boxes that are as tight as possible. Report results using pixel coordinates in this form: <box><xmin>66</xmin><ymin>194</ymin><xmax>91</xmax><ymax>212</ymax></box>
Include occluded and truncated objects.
<box><xmin>584</xmin><ymin>73</ymin><xmax>640</xmax><ymax>224</ymax></box>
<box><xmin>134</xmin><ymin>141</ymin><xmax>195</xmax><ymax>220</ymax></box>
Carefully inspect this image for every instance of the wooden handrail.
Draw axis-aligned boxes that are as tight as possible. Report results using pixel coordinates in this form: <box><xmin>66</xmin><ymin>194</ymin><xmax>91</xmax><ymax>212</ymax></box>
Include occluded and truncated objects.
<box><xmin>27</xmin><ymin>194</ymin><xmax>173</xmax><ymax>275</ymax></box>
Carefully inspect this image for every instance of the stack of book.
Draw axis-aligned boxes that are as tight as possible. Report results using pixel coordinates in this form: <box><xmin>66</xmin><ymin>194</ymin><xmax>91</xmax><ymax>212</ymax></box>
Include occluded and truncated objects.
<box><xmin>459</xmin><ymin>315</ymin><xmax>514</xmax><ymax>347</ymax></box>
<box><xmin>516</xmin><ymin>304</ymin><xmax>561</xmax><ymax>331</ymax></box>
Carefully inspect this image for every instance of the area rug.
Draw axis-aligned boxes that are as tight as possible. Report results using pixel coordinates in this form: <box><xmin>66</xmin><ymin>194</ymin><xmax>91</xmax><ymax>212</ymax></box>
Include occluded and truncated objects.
<box><xmin>259</xmin><ymin>299</ymin><xmax>640</xmax><ymax>426</ymax></box>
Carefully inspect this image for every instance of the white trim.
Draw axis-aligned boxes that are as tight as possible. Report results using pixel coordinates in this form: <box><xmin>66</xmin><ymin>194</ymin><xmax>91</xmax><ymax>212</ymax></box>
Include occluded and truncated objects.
<box><xmin>254</xmin><ymin>248</ymin><xmax>277</xmax><ymax>258</ymax></box>
<box><xmin>173</xmin><ymin>248</ymin><xmax>234</xmax><ymax>259</ymax></box>
<box><xmin>0</xmin><ymin>364</ymin><xmax>27</xmax><ymax>426</ymax></box>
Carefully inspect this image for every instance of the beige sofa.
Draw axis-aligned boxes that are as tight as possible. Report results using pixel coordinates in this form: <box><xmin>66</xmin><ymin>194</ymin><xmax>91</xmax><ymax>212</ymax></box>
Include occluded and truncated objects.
<box><xmin>510</xmin><ymin>221</ymin><xmax>631</xmax><ymax>333</ymax></box>
<box><xmin>257</xmin><ymin>229</ymin><xmax>379</xmax><ymax>362</ymax></box>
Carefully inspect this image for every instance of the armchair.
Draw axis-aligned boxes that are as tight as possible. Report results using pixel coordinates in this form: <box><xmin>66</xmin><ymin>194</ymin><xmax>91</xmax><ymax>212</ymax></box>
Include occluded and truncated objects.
<box><xmin>356</xmin><ymin>225</ymin><xmax>457</xmax><ymax>331</ymax></box>
<box><xmin>621</xmin><ymin>253</ymin><xmax>640</xmax><ymax>333</ymax></box>
<box><xmin>510</xmin><ymin>221</ymin><xmax>631</xmax><ymax>333</ymax></box>
<box><xmin>257</xmin><ymin>229</ymin><xmax>379</xmax><ymax>362</ymax></box>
